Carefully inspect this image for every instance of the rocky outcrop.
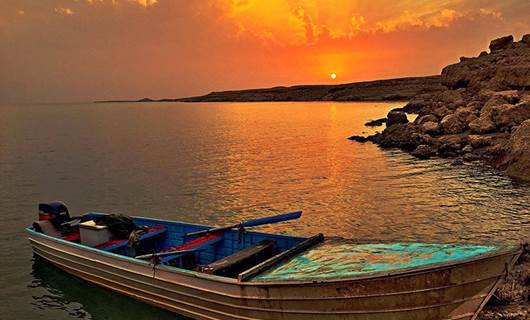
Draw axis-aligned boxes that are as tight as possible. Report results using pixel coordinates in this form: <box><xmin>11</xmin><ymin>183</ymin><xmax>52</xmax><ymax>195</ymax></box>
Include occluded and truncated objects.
<box><xmin>489</xmin><ymin>35</ymin><xmax>514</xmax><ymax>52</ymax></box>
<box><xmin>504</xmin><ymin>120</ymin><xmax>530</xmax><ymax>181</ymax></box>
<box><xmin>441</xmin><ymin>35</ymin><xmax>530</xmax><ymax>91</ymax></box>
<box><xmin>350</xmin><ymin>34</ymin><xmax>530</xmax><ymax>181</ymax></box>
<box><xmin>386</xmin><ymin>111</ymin><xmax>409</xmax><ymax>126</ymax></box>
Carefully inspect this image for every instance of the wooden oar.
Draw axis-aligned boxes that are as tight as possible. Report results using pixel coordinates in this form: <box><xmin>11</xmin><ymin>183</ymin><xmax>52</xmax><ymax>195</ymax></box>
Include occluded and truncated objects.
<box><xmin>185</xmin><ymin>211</ymin><xmax>302</xmax><ymax>237</ymax></box>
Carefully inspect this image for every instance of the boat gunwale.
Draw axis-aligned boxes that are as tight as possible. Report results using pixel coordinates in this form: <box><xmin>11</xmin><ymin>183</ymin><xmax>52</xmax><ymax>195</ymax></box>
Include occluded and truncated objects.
<box><xmin>26</xmin><ymin>215</ymin><xmax>523</xmax><ymax>286</ymax></box>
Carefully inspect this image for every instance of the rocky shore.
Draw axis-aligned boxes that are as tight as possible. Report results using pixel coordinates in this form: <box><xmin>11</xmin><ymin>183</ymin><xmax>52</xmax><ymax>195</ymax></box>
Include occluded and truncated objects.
<box><xmin>350</xmin><ymin>34</ymin><xmax>530</xmax><ymax>318</ymax></box>
<box><xmin>350</xmin><ymin>34</ymin><xmax>530</xmax><ymax>182</ymax></box>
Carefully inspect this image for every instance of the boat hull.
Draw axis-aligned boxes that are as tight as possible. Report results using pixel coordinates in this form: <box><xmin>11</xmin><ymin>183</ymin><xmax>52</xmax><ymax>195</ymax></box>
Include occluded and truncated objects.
<box><xmin>28</xmin><ymin>230</ymin><xmax>521</xmax><ymax>320</ymax></box>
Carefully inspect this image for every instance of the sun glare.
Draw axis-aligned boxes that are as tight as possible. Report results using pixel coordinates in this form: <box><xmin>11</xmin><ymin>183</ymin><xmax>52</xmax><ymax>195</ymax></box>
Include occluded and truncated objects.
<box><xmin>330</xmin><ymin>73</ymin><xmax>337</xmax><ymax>80</ymax></box>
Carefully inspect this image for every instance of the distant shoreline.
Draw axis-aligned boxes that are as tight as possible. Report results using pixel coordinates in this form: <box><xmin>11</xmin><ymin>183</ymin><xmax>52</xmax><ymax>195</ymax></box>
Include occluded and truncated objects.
<box><xmin>95</xmin><ymin>75</ymin><xmax>443</xmax><ymax>104</ymax></box>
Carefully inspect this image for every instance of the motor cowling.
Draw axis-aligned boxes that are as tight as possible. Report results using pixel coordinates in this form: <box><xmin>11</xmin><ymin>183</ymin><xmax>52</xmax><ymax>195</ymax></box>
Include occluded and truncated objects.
<box><xmin>38</xmin><ymin>201</ymin><xmax>70</xmax><ymax>228</ymax></box>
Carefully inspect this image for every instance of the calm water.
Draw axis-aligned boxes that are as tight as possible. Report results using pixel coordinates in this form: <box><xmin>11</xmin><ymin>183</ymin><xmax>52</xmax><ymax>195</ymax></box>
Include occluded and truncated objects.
<box><xmin>0</xmin><ymin>101</ymin><xmax>528</xmax><ymax>319</ymax></box>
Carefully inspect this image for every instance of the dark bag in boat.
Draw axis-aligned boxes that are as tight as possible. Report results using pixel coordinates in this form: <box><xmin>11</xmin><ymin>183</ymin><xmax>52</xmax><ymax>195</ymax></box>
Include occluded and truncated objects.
<box><xmin>103</xmin><ymin>214</ymin><xmax>137</xmax><ymax>239</ymax></box>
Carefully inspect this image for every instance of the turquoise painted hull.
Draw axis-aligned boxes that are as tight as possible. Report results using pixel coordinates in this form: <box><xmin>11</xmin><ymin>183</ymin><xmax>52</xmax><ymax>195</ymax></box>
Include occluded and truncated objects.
<box><xmin>252</xmin><ymin>239</ymin><xmax>503</xmax><ymax>282</ymax></box>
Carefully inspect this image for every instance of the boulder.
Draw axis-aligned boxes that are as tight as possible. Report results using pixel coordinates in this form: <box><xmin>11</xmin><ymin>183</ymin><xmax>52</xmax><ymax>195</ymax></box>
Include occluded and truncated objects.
<box><xmin>522</xmin><ymin>34</ymin><xmax>530</xmax><ymax>45</ymax></box>
<box><xmin>483</xmin><ymin>90</ymin><xmax>520</xmax><ymax>107</ymax></box>
<box><xmin>496</xmin><ymin>66</ymin><xmax>530</xmax><ymax>89</ymax></box>
<box><xmin>468</xmin><ymin>135</ymin><xmax>492</xmax><ymax>148</ymax></box>
<box><xmin>421</xmin><ymin>121</ymin><xmax>441</xmax><ymax>135</ymax></box>
<box><xmin>440</xmin><ymin>114</ymin><xmax>467</xmax><ymax>134</ymax></box>
<box><xmin>504</xmin><ymin>120</ymin><xmax>530</xmax><ymax>181</ymax></box>
<box><xmin>431</xmin><ymin>106</ymin><xmax>452</xmax><ymax>119</ymax></box>
<box><xmin>414</xmin><ymin>114</ymin><xmax>438</xmax><ymax>125</ymax></box>
<box><xmin>411</xmin><ymin>144</ymin><xmax>435</xmax><ymax>159</ymax></box>
<box><xmin>439</xmin><ymin>90</ymin><xmax>464</xmax><ymax>106</ymax></box>
<box><xmin>492</xmin><ymin>102</ymin><xmax>530</xmax><ymax>131</ymax></box>
<box><xmin>469</xmin><ymin>115</ymin><xmax>496</xmax><ymax>134</ymax></box>
<box><xmin>403</xmin><ymin>93</ymin><xmax>433</xmax><ymax>113</ymax></box>
<box><xmin>379</xmin><ymin>123</ymin><xmax>422</xmax><ymax>150</ymax></box>
<box><xmin>436</xmin><ymin>134</ymin><xmax>467</xmax><ymax>157</ymax></box>
<box><xmin>455</xmin><ymin>106</ymin><xmax>479</xmax><ymax>123</ymax></box>
<box><xmin>386</xmin><ymin>111</ymin><xmax>409</xmax><ymax>127</ymax></box>
<box><xmin>489</xmin><ymin>35</ymin><xmax>514</xmax><ymax>52</ymax></box>
<box><xmin>463</xmin><ymin>152</ymin><xmax>480</xmax><ymax>162</ymax></box>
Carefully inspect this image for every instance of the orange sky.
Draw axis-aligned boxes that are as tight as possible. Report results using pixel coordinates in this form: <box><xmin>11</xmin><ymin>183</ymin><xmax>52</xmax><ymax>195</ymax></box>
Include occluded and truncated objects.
<box><xmin>1</xmin><ymin>0</ymin><xmax>529</xmax><ymax>103</ymax></box>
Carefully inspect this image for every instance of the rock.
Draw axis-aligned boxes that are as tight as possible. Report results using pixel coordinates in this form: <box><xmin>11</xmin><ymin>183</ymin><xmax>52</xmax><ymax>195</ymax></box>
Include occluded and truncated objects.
<box><xmin>351</xmin><ymin>34</ymin><xmax>530</xmax><ymax>182</ymax></box>
<box><xmin>468</xmin><ymin>135</ymin><xmax>492</xmax><ymax>148</ymax></box>
<box><xmin>495</xmin><ymin>65</ymin><xmax>530</xmax><ymax>89</ymax></box>
<box><xmin>421</xmin><ymin>121</ymin><xmax>441</xmax><ymax>135</ymax></box>
<box><xmin>455</xmin><ymin>106</ymin><xmax>479</xmax><ymax>123</ymax></box>
<box><xmin>442</xmin><ymin>36</ymin><xmax>530</xmax><ymax>91</ymax></box>
<box><xmin>348</xmin><ymin>135</ymin><xmax>369</xmax><ymax>142</ymax></box>
<box><xmin>485</xmin><ymin>90</ymin><xmax>520</xmax><ymax>106</ymax></box>
<box><xmin>451</xmin><ymin>158</ymin><xmax>464</xmax><ymax>166</ymax></box>
<box><xmin>415</xmin><ymin>114</ymin><xmax>438</xmax><ymax>125</ymax></box>
<box><xmin>489</xmin><ymin>35</ymin><xmax>514</xmax><ymax>52</ymax></box>
<box><xmin>411</xmin><ymin>144</ymin><xmax>435</xmax><ymax>159</ymax></box>
<box><xmin>348</xmin><ymin>133</ymin><xmax>383</xmax><ymax>144</ymax></box>
<box><xmin>386</xmin><ymin>111</ymin><xmax>408</xmax><ymax>127</ymax></box>
<box><xmin>469</xmin><ymin>115</ymin><xmax>496</xmax><ymax>134</ymax></box>
<box><xmin>402</xmin><ymin>94</ymin><xmax>432</xmax><ymax>113</ymax></box>
<box><xmin>463</xmin><ymin>152</ymin><xmax>480</xmax><ymax>162</ymax></box>
<box><xmin>441</xmin><ymin>114</ymin><xmax>467</xmax><ymax>134</ymax></box>
<box><xmin>379</xmin><ymin>123</ymin><xmax>423</xmax><ymax>150</ymax></box>
<box><xmin>492</xmin><ymin>102</ymin><xmax>530</xmax><ymax>131</ymax></box>
<box><xmin>370</xmin><ymin>133</ymin><xmax>384</xmax><ymax>144</ymax></box>
<box><xmin>440</xmin><ymin>90</ymin><xmax>464</xmax><ymax>106</ymax></box>
<box><xmin>365</xmin><ymin>118</ymin><xmax>386</xmax><ymax>127</ymax></box>
<box><xmin>462</xmin><ymin>145</ymin><xmax>473</xmax><ymax>153</ymax></box>
<box><xmin>431</xmin><ymin>106</ymin><xmax>452</xmax><ymax>119</ymax></box>
<box><xmin>478</xmin><ymin>51</ymin><xmax>488</xmax><ymax>57</ymax></box>
<box><xmin>437</xmin><ymin>134</ymin><xmax>467</xmax><ymax>157</ymax></box>
<box><xmin>504</xmin><ymin>120</ymin><xmax>530</xmax><ymax>181</ymax></box>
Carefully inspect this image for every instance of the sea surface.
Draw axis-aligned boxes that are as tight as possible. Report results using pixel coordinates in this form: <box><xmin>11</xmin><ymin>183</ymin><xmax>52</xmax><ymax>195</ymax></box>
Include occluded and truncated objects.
<box><xmin>0</xmin><ymin>101</ymin><xmax>528</xmax><ymax>319</ymax></box>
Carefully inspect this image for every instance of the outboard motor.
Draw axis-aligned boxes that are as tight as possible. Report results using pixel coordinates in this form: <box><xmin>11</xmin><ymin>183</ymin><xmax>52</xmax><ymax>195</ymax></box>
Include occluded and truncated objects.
<box><xmin>38</xmin><ymin>201</ymin><xmax>70</xmax><ymax>228</ymax></box>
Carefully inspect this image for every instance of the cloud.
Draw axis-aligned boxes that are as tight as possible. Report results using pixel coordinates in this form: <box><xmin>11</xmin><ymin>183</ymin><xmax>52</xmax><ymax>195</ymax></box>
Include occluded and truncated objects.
<box><xmin>54</xmin><ymin>7</ymin><xmax>74</xmax><ymax>16</ymax></box>
<box><xmin>479</xmin><ymin>8</ymin><xmax>503</xmax><ymax>19</ymax></box>
<box><xmin>85</xmin><ymin>0</ymin><xmax>157</xmax><ymax>7</ymax></box>
<box><xmin>205</xmin><ymin>0</ymin><xmax>517</xmax><ymax>45</ymax></box>
<box><xmin>132</xmin><ymin>0</ymin><xmax>158</xmax><ymax>7</ymax></box>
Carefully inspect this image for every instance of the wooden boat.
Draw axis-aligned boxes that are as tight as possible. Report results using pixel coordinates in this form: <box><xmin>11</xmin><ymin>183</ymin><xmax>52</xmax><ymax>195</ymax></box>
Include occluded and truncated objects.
<box><xmin>27</xmin><ymin>203</ymin><xmax>522</xmax><ymax>320</ymax></box>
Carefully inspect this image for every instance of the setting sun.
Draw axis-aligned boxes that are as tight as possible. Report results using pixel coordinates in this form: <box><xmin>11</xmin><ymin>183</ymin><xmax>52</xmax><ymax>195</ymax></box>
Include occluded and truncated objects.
<box><xmin>330</xmin><ymin>73</ymin><xmax>337</xmax><ymax>80</ymax></box>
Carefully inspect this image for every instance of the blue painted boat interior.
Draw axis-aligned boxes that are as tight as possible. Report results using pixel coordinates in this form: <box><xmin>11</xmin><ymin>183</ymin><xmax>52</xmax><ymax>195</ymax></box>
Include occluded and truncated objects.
<box><xmin>30</xmin><ymin>212</ymin><xmax>511</xmax><ymax>280</ymax></box>
<box><xmin>86</xmin><ymin>212</ymin><xmax>306</xmax><ymax>266</ymax></box>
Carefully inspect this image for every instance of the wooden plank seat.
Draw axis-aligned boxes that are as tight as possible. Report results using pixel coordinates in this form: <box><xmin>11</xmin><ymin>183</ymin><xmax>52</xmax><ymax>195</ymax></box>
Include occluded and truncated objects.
<box><xmin>96</xmin><ymin>226</ymin><xmax>167</xmax><ymax>251</ymax></box>
<box><xmin>198</xmin><ymin>240</ymin><xmax>277</xmax><ymax>278</ymax></box>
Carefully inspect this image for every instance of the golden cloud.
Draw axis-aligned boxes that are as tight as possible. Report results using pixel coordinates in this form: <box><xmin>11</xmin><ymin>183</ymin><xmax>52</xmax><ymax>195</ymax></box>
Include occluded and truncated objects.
<box><xmin>54</xmin><ymin>7</ymin><xmax>74</xmax><ymax>16</ymax></box>
<box><xmin>206</xmin><ymin>0</ymin><xmax>511</xmax><ymax>46</ymax></box>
